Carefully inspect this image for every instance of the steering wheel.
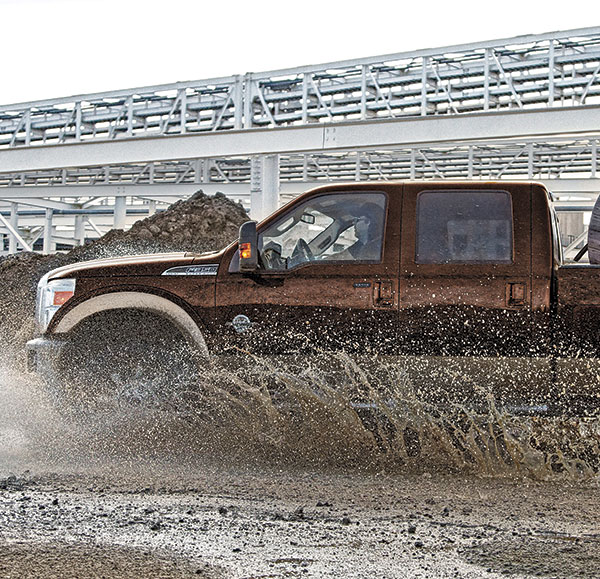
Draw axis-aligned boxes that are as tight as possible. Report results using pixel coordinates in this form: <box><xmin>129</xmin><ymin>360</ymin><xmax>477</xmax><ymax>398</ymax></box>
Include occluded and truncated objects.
<box><xmin>290</xmin><ymin>238</ymin><xmax>314</xmax><ymax>267</ymax></box>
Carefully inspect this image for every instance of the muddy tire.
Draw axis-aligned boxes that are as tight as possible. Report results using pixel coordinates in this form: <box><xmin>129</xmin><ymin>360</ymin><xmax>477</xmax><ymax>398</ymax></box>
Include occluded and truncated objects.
<box><xmin>54</xmin><ymin>310</ymin><xmax>205</xmax><ymax>410</ymax></box>
<box><xmin>588</xmin><ymin>195</ymin><xmax>600</xmax><ymax>264</ymax></box>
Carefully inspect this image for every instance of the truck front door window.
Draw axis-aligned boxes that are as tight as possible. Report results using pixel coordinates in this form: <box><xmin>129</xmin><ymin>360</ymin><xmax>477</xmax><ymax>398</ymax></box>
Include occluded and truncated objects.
<box><xmin>259</xmin><ymin>192</ymin><xmax>386</xmax><ymax>270</ymax></box>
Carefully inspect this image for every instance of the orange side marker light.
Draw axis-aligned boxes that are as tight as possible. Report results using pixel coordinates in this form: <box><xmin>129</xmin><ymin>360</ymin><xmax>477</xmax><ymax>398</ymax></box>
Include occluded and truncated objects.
<box><xmin>240</xmin><ymin>243</ymin><xmax>252</xmax><ymax>260</ymax></box>
<box><xmin>53</xmin><ymin>291</ymin><xmax>74</xmax><ymax>306</ymax></box>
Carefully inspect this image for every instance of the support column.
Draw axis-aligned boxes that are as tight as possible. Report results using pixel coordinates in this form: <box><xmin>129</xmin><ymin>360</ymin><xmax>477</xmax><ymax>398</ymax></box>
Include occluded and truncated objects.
<box><xmin>114</xmin><ymin>193</ymin><xmax>127</xmax><ymax>230</ymax></box>
<box><xmin>24</xmin><ymin>110</ymin><xmax>31</xmax><ymax>146</ymax></box>
<box><xmin>421</xmin><ymin>57</ymin><xmax>429</xmax><ymax>116</ymax></box>
<box><xmin>527</xmin><ymin>143</ymin><xmax>534</xmax><ymax>178</ymax></box>
<box><xmin>360</xmin><ymin>65</ymin><xmax>368</xmax><ymax>120</ymax></box>
<box><xmin>233</xmin><ymin>76</ymin><xmax>243</xmax><ymax>130</ymax></box>
<box><xmin>302</xmin><ymin>75</ymin><xmax>309</xmax><ymax>124</ymax></box>
<box><xmin>126</xmin><ymin>96</ymin><xmax>134</xmax><ymax>136</ymax></box>
<box><xmin>243</xmin><ymin>73</ymin><xmax>254</xmax><ymax>129</ymax></box>
<box><xmin>250</xmin><ymin>155</ymin><xmax>280</xmax><ymax>221</ymax></box>
<box><xmin>180</xmin><ymin>90</ymin><xmax>187</xmax><ymax>134</ymax></box>
<box><xmin>9</xmin><ymin>202</ymin><xmax>18</xmax><ymax>254</ymax></box>
<box><xmin>355</xmin><ymin>151</ymin><xmax>362</xmax><ymax>181</ymax></box>
<box><xmin>1</xmin><ymin>205</ymin><xmax>31</xmax><ymax>253</ymax></box>
<box><xmin>202</xmin><ymin>160</ymin><xmax>212</xmax><ymax>184</ymax></box>
<box><xmin>74</xmin><ymin>214</ymin><xmax>85</xmax><ymax>246</ymax></box>
<box><xmin>75</xmin><ymin>102</ymin><xmax>82</xmax><ymax>141</ymax></box>
<box><xmin>468</xmin><ymin>146</ymin><xmax>474</xmax><ymax>178</ymax></box>
<box><xmin>43</xmin><ymin>209</ymin><xmax>54</xmax><ymax>254</ymax></box>
<box><xmin>193</xmin><ymin>159</ymin><xmax>203</xmax><ymax>184</ymax></box>
<box><xmin>484</xmin><ymin>49</ymin><xmax>491</xmax><ymax>111</ymax></box>
<box><xmin>548</xmin><ymin>40</ymin><xmax>555</xmax><ymax>107</ymax></box>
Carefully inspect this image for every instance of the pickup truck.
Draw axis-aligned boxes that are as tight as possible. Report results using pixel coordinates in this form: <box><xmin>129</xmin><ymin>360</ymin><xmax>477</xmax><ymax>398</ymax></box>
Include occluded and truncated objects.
<box><xmin>26</xmin><ymin>181</ymin><xmax>600</xmax><ymax>415</ymax></box>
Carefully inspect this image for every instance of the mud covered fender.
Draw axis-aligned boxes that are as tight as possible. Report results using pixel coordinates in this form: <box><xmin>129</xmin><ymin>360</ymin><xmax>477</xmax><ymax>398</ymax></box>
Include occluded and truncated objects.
<box><xmin>51</xmin><ymin>291</ymin><xmax>209</xmax><ymax>358</ymax></box>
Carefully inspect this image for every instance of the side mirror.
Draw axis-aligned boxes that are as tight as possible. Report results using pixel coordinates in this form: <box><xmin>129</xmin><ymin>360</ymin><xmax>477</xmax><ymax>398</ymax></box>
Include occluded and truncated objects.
<box><xmin>239</xmin><ymin>220</ymin><xmax>258</xmax><ymax>271</ymax></box>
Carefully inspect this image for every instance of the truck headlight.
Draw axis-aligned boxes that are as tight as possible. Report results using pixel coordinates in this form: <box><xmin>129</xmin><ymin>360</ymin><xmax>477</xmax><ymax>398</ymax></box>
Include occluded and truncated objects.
<box><xmin>36</xmin><ymin>275</ymin><xmax>76</xmax><ymax>332</ymax></box>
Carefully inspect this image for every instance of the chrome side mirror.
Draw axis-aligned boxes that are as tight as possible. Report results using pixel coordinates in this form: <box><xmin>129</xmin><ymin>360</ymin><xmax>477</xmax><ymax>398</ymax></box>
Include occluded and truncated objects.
<box><xmin>239</xmin><ymin>220</ymin><xmax>258</xmax><ymax>271</ymax></box>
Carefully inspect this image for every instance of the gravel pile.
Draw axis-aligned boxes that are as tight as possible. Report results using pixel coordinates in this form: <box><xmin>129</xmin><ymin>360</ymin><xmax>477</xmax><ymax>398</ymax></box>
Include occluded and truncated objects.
<box><xmin>67</xmin><ymin>191</ymin><xmax>248</xmax><ymax>260</ymax></box>
<box><xmin>0</xmin><ymin>191</ymin><xmax>248</xmax><ymax>357</ymax></box>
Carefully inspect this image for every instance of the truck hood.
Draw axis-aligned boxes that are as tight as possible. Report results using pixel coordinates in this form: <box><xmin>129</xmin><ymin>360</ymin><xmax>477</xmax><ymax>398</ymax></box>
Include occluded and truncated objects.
<box><xmin>47</xmin><ymin>249</ymin><xmax>226</xmax><ymax>280</ymax></box>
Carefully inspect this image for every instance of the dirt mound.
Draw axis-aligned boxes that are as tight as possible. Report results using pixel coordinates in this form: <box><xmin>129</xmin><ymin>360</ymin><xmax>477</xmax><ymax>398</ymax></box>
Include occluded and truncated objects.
<box><xmin>68</xmin><ymin>191</ymin><xmax>248</xmax><ymax>260</ymax></box>
<box><xmin>0</xmin><ymin>191</ymin><xmax>248</xmax><ymax>357</ymax></box>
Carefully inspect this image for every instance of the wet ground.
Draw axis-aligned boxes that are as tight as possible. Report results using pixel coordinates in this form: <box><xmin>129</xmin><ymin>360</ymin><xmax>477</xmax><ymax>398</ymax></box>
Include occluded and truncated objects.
<box><xmin>1</xmin><ymin>363</ymin><xmax>600</xmax><ymax>578</ymax></box>
<box><xmin>1</xmin><ymin>465</ymin><xmax>600</xmax><ymax>578</ymax></box>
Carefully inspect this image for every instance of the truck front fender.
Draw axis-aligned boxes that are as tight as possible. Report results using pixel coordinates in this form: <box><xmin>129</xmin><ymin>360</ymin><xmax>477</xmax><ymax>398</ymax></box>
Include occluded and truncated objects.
<box><xmin>52</xmin><ymin>291</ymin><xmax>208</xmax><ymax>358</ymax></box>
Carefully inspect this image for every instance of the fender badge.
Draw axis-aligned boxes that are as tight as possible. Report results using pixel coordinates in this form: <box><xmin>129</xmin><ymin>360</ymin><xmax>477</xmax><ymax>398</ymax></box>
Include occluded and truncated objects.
<box><xmin>162</xmin><ymin>264</ymin><xmax>219</xmax><ymax>276</ymax></box>
<box><xmin>231</xmin><ymin>314</ymin><xmax>252</xmax><ymax>334</ymax></box>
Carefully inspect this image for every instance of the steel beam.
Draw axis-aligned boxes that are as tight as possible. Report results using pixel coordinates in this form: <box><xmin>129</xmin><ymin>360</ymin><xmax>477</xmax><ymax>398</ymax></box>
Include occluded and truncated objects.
<box><xmin>1</xmin><ymin>106</ymin><xmax>600</xmax><ymax>174</ymax></box>
<box><xmin>0</xmin><ymin>178</ymin><xmax>598</xmax><ymax>202</ymax></box>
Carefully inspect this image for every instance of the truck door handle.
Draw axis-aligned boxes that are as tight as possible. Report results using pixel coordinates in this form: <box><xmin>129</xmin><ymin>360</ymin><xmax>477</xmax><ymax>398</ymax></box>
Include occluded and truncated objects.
<box><xmin>506</xmin><ymin>282</ymin><xmax>527</xmax><ymax>307</ymax></box>
<box><xmin>374</xmin><ymin>280</ymin><xmax>394</xmax><ymax>308</ymax></box>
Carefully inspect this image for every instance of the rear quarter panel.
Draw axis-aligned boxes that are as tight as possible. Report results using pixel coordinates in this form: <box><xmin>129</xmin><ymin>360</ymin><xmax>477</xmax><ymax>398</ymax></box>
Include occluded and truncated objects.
<box><xmin>556</xmin><ymin>265</ymin><xmax>600</xmax><ymax>354</ymax></box>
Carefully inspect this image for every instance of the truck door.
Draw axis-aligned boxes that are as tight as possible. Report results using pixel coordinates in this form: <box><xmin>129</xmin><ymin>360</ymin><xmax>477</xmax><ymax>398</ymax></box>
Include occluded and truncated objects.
<box><xmin>215</xmin><ymin>186</ymin><xmax>401</xmax><ymax>355</ymax></box>
<box><xmin>399</xmin><ymin>183</ymin><xmax>533</xmax><ymax>358</ymax></box>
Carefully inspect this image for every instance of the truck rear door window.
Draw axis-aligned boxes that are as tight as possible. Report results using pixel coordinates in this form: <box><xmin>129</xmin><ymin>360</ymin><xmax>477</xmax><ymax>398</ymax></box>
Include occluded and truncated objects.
<box><xmin>416</xmin><ymin>190</ymin><xmax>513</xmax><ymax>264</ymax></box>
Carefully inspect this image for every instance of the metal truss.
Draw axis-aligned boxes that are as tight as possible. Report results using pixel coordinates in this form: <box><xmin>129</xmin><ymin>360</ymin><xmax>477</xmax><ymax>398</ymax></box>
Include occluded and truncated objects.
<box><xmin>1</xmin><ymin>136</ymin><xmax>597</xmax><ymax>186</ymax></box>
<box><xmin>0</xmin><ymin>28</ymin><xmax>599</xmax><ymax>148</ymax></box>
<box><xmin>2</xmin><ymin>27</ymin><xmax>600</xmax><ymax>254</ymax></box>
<box><xmin>2</xmin><ymin>136</ymin><xmax>599</xmax><ymax>254</ymax></box>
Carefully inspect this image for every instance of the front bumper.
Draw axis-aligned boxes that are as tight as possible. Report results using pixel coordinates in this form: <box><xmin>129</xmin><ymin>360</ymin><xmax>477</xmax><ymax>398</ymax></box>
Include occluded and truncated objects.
<box><xmin>26</xmin><ymin>336</ymin><xmax>67</xmax><ymax>374</ymax></box>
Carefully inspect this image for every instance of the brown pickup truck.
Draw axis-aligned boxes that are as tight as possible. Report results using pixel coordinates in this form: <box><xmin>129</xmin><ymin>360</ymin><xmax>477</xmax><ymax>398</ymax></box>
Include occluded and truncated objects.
<box><xmin>26</xmin><ymin>181</ymin><xmax>600</xmax><ymax>415</ymax></box>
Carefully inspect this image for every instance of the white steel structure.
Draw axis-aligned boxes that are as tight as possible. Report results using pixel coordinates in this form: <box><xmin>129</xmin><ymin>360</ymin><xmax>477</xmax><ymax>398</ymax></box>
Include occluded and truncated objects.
<box><xmin>1</xmin><ymin>27</ymin><xmax>600</xmax><ymax>254</ymax></box>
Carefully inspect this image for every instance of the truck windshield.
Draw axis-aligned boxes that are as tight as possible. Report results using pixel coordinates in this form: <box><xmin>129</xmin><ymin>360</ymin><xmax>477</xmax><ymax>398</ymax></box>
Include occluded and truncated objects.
<box><xmin>258</xmin><ymin>192</ymin><xmax>386</xmax><ymax>270</ymax></box>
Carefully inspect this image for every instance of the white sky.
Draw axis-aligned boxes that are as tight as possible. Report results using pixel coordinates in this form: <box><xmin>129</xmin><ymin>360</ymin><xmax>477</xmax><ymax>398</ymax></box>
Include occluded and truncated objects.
<box><xmin>0</xmin><ymin>0</ymin><xmax>597</xmax><ymax>105</ymax></box>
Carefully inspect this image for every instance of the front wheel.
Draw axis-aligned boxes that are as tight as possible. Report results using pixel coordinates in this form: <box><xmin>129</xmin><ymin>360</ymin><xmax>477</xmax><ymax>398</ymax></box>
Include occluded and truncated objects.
<box><xmin>54</xmin><ymin>310</ymin><xmax>205</xmax><ymax>411</ymax></box>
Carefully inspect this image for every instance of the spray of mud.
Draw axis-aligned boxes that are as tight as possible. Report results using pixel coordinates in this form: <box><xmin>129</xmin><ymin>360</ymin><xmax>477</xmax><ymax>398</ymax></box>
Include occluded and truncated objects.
<box><xmin>177</xmin><ymin>351</ymin><xmax>600</xmax><ymax>480</ymax></box>
<box><xmin>2</xmin><ymin>348</ymin><xmax>600</xmax><ymax>484</ymax></box>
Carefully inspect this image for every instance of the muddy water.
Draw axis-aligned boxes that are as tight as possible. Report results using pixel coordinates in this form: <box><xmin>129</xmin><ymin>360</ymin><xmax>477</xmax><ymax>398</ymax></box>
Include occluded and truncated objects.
<box><xmin>1</xmin><ymin>357</ymin><xmax>600</xmax><ymax>578</ymax></box>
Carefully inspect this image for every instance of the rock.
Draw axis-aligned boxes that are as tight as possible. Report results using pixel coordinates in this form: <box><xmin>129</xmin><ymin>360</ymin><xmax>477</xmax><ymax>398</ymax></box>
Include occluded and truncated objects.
<box><xmin>136</xmin><ymin>228</ymin><xmax>153</xmax><ymax>240</ymax></box>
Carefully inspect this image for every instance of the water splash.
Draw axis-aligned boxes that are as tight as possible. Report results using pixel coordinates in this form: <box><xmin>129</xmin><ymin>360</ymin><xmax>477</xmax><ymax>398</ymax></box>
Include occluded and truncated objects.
<box><xmin>1</xmin><ymin>352</ymin><xmax>599</xmax><ymax>482</ymax></box>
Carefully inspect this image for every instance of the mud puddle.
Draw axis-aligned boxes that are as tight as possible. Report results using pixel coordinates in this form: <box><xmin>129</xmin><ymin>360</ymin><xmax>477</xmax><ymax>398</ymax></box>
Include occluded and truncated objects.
<box><xmin>1</xmin><ymin>466</ymin><xmax>599</xmax><ymax>578</ymax></box>
<box><xmin>1</xmin><ymin>358</ymin><xmax>600</xmax><ymax>578</ymax></box>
